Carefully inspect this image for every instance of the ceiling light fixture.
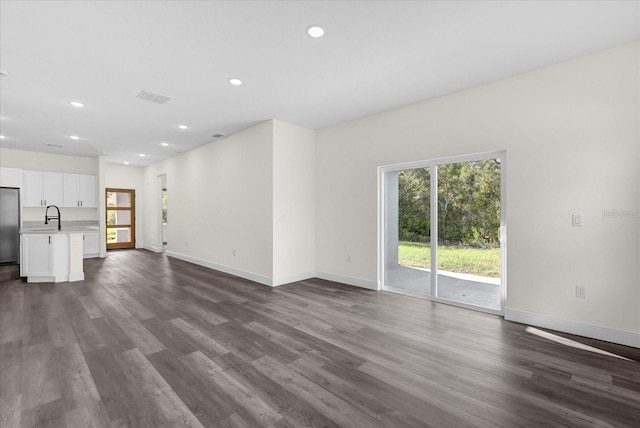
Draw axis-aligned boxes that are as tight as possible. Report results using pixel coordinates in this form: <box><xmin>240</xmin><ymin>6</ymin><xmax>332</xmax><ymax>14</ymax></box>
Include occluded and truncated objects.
<box><xmin>124</xmin><ymin>161</ymin><xmax>130</xmax><ymax>165</ymax></box>
<box><xmin>306</xmin><ymin>25</ymin><xmax>326</xmax><ymax>38</ymax></box>
<box><xmin>139</xmin><ymin>154</ymin><xmax>146</xmax><ymax>157</ymax></box>
<box><xmin>69</xmin><ymin>101</ymin><xmax>84</xmax><ymax>108</ymax></box>
<box><xmin>229</xmin><ymin>78</ymin><xmax>242</xmax><ymax>86</ymax></box>
<box><xmin>0</xmin><ymin>135</ymin><xmax>5</xmax><ymax>139</ymax></box>
<box><xmin>69</xmin><ymin>135</ymin><xmax>80</xmax><ymax>140</ymax></box>
<box><xmin>178</xmin><ymin>125</ymin><xmax>188</xmax><ymax>130</ymax></box>
<box><xmin>161</xmin><ymin>142</ymin><xmax>169</xmax><ymax>146</ymax></box>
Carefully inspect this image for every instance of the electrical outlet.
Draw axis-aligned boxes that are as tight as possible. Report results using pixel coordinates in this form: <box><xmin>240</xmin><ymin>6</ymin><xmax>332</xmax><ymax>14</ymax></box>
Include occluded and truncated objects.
<box><xmin>576</xmin><ymin>286</ymin><xmax>586</xmax><ymax>299</ymax></box>
<box><xmin>185</xmin><ymin>240</ymin><xmax>189</xmax><ymax>248</ymax></box>
<box><xmin>233</xmin><ymin>249</ymin><xmax>236</xmax><ymax>256</ymax></box>
<box><xmin>572</xmin><ymin>214</ymin><xmax>583</xmax><ymax>227</ymax></box>
<box><xmin>346</xmin><ymin>255</ymin><xmax>351</xmax><ymax>263</ymax></box>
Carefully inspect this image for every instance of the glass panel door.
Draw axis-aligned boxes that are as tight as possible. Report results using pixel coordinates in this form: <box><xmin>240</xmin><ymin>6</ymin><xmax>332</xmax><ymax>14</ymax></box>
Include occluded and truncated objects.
<box><xmin>106</xmin><ymin>188</ymin><xmax>135</xmax><ymax>250</ymax></box>
<box><xmin>381</xmin><ymin>152</ymin><xmax>505</xmax><ymax>314</ymax></box>
<box><xmin>383</xmin><ymin>167</ymin><xmax>432</xmax><ymax>296</ymax></box>
<box><xmin>435</xmin><ymin>159</ymin><xmax>502</xmax><ymax>311</ymax></box>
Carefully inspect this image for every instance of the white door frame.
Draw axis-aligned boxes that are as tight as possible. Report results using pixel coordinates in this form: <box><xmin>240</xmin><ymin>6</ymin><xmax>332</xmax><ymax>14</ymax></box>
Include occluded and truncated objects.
<box><xmin>378</xmin><ymin>150</ymin><xmax>507</xmax><ymax>315</ymax></box>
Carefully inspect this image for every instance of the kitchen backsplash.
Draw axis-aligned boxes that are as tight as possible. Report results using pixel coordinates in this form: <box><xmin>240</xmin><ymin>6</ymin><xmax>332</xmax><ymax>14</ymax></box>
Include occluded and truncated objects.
<box><xmin>22</xmin><ymin>207</ymin><xmax>99</xmax><ymax>223</ymax></box>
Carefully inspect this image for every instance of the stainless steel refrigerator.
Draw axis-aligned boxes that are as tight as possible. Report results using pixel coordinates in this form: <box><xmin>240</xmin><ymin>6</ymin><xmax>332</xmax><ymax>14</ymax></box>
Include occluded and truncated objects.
<box><xmin>0</xmin><ymin>187</ymin><xmax>20</xmax><ymax>264</ymax></box>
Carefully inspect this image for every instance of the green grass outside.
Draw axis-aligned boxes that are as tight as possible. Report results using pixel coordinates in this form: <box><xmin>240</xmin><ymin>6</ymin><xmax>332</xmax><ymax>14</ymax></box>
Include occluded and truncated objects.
<box><xmin>398</xmin><ymin>241</ymin><xmax>500</xmax><ymax>278</ymax></box>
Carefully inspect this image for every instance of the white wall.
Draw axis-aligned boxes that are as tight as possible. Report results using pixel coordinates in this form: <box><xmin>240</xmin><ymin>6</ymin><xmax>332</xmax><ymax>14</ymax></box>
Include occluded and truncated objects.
<box><xmin>0</xmin><ymin>148</ymin><xmax>99</xmax><ymax>222</ymax></box>
<box><xmin>272</xmin><ymin>120</ymin><xmax>316</xmax><ymax>284</ymax></box>
<box><xmin>144</xmin><ymin>121</ymin><xmax>275</xmax><ymax>283</ymax></box>
<box><xmin>315</xmin><ymin>43</ymin><xmax>639</xmax><ymax>339</ymax></box>
<box><xmin>104</xmin><ymin>163</ymin><xmax>145</xmax><ymax>249</ymax></box>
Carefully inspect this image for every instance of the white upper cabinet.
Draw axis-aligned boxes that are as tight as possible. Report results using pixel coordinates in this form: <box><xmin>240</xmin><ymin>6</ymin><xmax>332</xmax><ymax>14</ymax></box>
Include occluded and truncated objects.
<box><xmin>79</xmin><ymin>174</ymin><xmax>97</xmax><ymax>208</ymax></box>
<box><xmin>63</xmin><ymin>174</ymin><xmax>97</xmax><ymax>208</ymax></box>
<box><xmin>0</xmin><ymin>167</ymin><xmax>22</xmax><ymax>188</ymax></box>
<box><xmin>23</xmin><ymin>170</ymin><xmax>63</xmax><ymax>207</ymax></box>
<box><xmin>63</xmin><ymin>174</ymin><xmax>79</xmax><ymax>207</ymax></box>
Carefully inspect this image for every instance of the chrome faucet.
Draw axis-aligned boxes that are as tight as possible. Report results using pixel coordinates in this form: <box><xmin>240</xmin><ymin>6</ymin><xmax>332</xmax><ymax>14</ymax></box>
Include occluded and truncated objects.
<box><xmin>44</xmin><ymin>205</ymin><xmax>62</xmax><ymax>231</ymax></box>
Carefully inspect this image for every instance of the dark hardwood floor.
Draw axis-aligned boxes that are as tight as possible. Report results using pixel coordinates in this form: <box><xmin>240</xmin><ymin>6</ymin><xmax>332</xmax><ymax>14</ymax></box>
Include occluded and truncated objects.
<box><xmin>1</xmin><ymin>249</ymin><xmax>639</xmax><ymax>427</ymax></box>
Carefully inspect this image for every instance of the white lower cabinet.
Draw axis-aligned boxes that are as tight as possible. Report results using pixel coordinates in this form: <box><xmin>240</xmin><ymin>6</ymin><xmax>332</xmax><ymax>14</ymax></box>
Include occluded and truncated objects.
<box><xmin>21</xmin><ymin>234</ymin><xmax>55</xmax><ymax>278</ymax></box>
<box><xmin>83</xmin><ymin>232</ymin><xmax>100</xmax><ymax>258</ymax></box>
<box><xmin>21</xmin><ymin>232</ymin><xmax>85</xmax><ymax>283</ymax></box>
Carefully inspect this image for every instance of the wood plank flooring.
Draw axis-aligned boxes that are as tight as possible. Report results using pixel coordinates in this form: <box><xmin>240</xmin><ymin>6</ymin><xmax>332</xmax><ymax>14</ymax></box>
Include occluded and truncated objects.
<box><xmin>1</xmin><ymin>249</ymin><xmax>639</xmax><ymax>427</ymax></box>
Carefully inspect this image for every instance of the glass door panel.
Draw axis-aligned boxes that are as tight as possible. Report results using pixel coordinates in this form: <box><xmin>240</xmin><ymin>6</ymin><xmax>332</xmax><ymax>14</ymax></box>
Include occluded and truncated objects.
<box><xmin>106</xmin><ymin>189</ymin><xmax>135</xmax><ymax>250</ymax></box>
<box><xmin>383</xmin><ymin>167</ymin><xmax>432</xmax><ymax>296</ymax></box>
<box><xmin>435</xmin><ymin>159</ymin><xmax>502</xmax><ymax>310</ymax></box>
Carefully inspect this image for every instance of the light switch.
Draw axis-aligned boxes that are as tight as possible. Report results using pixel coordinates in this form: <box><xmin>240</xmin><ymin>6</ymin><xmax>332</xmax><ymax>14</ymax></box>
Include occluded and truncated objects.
<box><xmin>572</xmin><ymin>214</ymin><xmax>583</xmax><ymax>227</ymax></box>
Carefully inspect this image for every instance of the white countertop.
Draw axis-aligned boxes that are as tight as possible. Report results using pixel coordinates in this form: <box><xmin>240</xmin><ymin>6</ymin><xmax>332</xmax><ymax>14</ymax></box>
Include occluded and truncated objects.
<box><xmin>20</xmin><ymin>225</ymin><xmax>99</xmax><ymax>234</ymax></box>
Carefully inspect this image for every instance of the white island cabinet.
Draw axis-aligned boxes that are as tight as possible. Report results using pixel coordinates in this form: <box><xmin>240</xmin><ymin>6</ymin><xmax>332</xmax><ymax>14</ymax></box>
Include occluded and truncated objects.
<box><xmin>83</xmin><ymin>231</ymin><xmax>100</xmax><ymax>258</ymax></box>
<box><xmin>20</xmin><ymin>233</ymin><xmax>54</xmax><ymax>278</ymax></box>
<box><xmin>20</xmin><ymin>231</ymin><xmax>85</xmax><ymax>283</ymax></box>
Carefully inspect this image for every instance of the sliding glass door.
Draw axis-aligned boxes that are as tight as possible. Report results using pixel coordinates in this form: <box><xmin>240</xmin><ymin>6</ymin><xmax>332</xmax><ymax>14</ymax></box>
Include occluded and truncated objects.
<box><xmin>383</xmin><ymin>167</ymin><xmax>433</xmax><ymax>296</ymax></box>
<box><xmin>435</xmin><ymin>159</ymin><xmax>502</xmax><ymax>311</ymax></box>
<box><xmin>381</xmin><ymin>152</ymin><xmax>506</xmax><ymax>314</ymax></box>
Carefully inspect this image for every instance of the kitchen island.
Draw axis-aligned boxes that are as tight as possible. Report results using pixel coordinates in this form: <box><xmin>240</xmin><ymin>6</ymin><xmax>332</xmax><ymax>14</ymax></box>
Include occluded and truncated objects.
<box><xmin>20</xmin><ymin>224</ymin><xmax>99</xmax><ymax>283</ymax></box>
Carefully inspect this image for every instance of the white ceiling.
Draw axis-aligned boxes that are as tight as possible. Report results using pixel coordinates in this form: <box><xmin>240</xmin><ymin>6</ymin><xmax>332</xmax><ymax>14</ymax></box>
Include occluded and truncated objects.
<box><xmin>1</xmin><ymin>1</ymin><xmax>638</xmax><ymax>167</ymax></box>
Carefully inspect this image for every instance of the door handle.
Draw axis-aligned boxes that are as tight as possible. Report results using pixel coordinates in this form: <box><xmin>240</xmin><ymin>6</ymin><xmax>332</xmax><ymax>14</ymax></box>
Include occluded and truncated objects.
<box><xmin>48</xmin><ymin>236</ymin><xmax>51</xmax><ymax>244</ymax></box>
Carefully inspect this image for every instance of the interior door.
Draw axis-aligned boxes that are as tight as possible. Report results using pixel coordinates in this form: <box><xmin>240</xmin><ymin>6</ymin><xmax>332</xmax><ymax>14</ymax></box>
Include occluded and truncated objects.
<box><xmin>106</xmin><ymin>188</ymin><xmax>135</xmax><ymax>250</ymax></box>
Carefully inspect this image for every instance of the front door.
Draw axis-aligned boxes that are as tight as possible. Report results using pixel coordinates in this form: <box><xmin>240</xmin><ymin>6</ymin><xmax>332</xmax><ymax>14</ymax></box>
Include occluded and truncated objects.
<box><xmin>106</xmin><ymin>188</ymin><xmax>135</xmax><ymax>250</ymax></box>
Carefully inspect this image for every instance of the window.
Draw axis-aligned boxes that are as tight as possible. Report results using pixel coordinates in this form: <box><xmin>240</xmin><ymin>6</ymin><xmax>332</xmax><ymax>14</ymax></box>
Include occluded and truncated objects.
<box><xmin>162</xmin><ymin>188</ymin><xmax>167</xmax><ymax>225</ymax></box>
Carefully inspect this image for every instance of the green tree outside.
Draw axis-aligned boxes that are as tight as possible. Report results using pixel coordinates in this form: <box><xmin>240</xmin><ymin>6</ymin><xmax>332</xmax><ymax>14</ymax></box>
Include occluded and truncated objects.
<box><xmin>398</xmin><ymin>159</ymin><xmax>501</xmax><ymax>277</ymax></box>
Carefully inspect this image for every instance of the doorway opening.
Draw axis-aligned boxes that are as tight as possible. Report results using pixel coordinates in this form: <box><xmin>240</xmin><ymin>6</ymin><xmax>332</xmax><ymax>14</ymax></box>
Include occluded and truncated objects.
<box><xmin>106</xmin><ymin>188</ymin><xmax>136</xmax><ymax>250</ymax></box>
<box><xmin>380</xmin><ymin>151</ymin><xmax>506</xmax><ymax>314</ymax></box>
<box><xmin>159</xmin><ymin>174</ymin><xmax>167</xmax><ymax>251</ymax></box>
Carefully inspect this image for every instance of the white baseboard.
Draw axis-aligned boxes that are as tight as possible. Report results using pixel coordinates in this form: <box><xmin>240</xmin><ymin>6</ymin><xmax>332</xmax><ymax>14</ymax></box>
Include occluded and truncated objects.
<box><xmin>69</xmin><ymin>272</ymin><xmax>84</xmax><ymax>282</ymax></box>
<box><xmin>272</xmin><ymin>272</ymin><xmax>315</xmax><ymax>287</ymax></box>
<box><xmin>315</xmin><ymin>271</ymin><xmax>379</xmax><ymax>290</ymax></box>
<box><xmin>166</xmin><ymin>250</ymin><xmax>273</xmax><ymax>286</ymax></box>
<box><xmin>505</xmin><ymin>307</ymin><xmax>640</xmax><ymax>348</ymax></box>
<box><xmin>143</xmin><ymin>244</ymin><xmax>163</xmax><ymax>253</ymax></box>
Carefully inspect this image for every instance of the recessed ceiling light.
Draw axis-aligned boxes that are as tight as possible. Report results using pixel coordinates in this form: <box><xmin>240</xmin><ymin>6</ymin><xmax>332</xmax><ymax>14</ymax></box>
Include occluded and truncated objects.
<box><xmin>306</xmin><ymin>25</ymin><xmax>326</xmax><ymax>38</ymax></box>
<box><xmin>178</xmin><ymin>125</ymin><xmax>188</xmax><ymax>130</ymax></box>
<box><xmin>123</xmin><ymin>161</ymin><xmax>130</xmax><ymax>165</ymax></box>
<box><xmin>161</xmin><ymin>142</ymin><xmax>169</xmax><ymax>146</ymax></box>
<box><xmin>139</xmin><ymin>154</ymin><xmax>146</xmax><ymax>157</ymax></box>
<box><xmin>0</xmin><ymin>135</ymin><xmax>5</xmax><ymax>139</ymax></box>
<box><xmin>69</xmin><ymin>135</ymin><xmax>80</xmax><ymax>140</ymax></box>
<box><xmin>229</xmin><ymin>78</ymin><xmax>242</xmax><ymax>86</ymax></box>
<box><xmin>69</xmin><ymin>101</ymin><xmax>84</xmax><ymax>108</ymax></box>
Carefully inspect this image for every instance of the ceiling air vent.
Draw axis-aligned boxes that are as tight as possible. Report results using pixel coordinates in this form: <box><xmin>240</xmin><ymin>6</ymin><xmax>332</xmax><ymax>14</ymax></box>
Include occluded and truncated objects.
<box><xmin>137</xmin><ymin>89</ymin><xmax>172</xmax><ymax>104</ymax></box>
<box><xmin>212</xmin><ymin>134</ymin><xmax>224</xmax><ymax>139</ymax></box>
